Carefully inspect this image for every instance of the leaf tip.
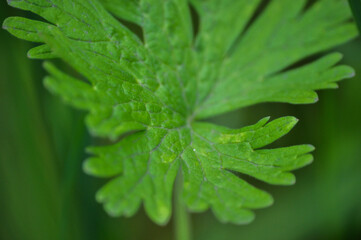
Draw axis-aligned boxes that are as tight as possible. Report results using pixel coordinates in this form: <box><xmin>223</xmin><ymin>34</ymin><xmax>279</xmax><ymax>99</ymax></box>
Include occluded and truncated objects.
<box><xmin>264</xmin><ymin>193</ymin><xmax>274</xmax><ymax>207</ymax></box>
<box><xmin>6</xmin><ymin>0</ymin><xmax>13</xmax><ymax>6</ymax></box>
<box><xmin>2</xmin><ymin>17</ymin><xmax>12</xmax><ymax>31</ymax></box>
<box><xmin>345</xmin><ymin>67</ymin><xmax>356</xmax><ymax>79</ymax></box>
<box><xmin>306</xmin><ymin>144</ymin><xmax>316</xmax><ymax>152</ymax></box>
<box><xmin>283</xmin><ymin>116</ymin><xmax>299</xmax><ymax>132</ymax></box>
<box><xmin>95</xmin><ymin>190</ymin><xmax>105</xmax><ymax>203</ymax></box>
<box><xmin>233</xmin><ymin>213</ymin><xmax>256</xmax><ymax>225</ymax></box>
<box><xmin>300</xmin><ymin>153</ymin><xmax>314</xmax><ymax>167</ymax></box>
<box><xmin>332</xmin><ymin>52</ymin><xmax>343</xmax><ymax>62</ymax></box>
<box><xmin>82</xmin><ymin>159</ymin><xmax>92</xmax><ymax>175</ymax></box>
<box><xmin>260</xmin><ymin>116</ymin><xmax>271</xmax><ymax>125</ymax></box>
<box><xmin>42</xmin><ymin>61</ymin><xmax>52</xmax><ymax>70</ymax></box>
<box><xmin>282</xmin><ymin>116</ymin><xmax>299</xmax><ymax>128</ymax></box>
<box><xmin>292</xmin><ymin>116</ymin><xmax>299</xmax><ymax>123</ymax></box>
<box><xmin>306</xmin><ymin>154</ymin><xmax>314</xmax><ymax>166</ymax></box>
<box><xmin>85</xmin><ymin>146</ymin><xmax>95</xmax><ymax>154</ymax></box>
<box><xmin>148</xmin><ymin>206</ymin><xmax>171</xmax><ymax>226</ymax></box>
<box><xmin>313</xmin><ymin>95</ymin><xmax>319</xmax><ymax>103</ymax></box>
<box><xmin>103</xmin><ymin>203</ymin><xmax>122</xmax><ymax>218</ymax></box>
<box><xmin>154</xmin><ymin>217</ymin><xmax>170</xmax><ymax>226</ymax></box>
<box><xmin>289</xmin><ymin>174</ymin><xmax>296</xmax><ymax>185</ymax></box>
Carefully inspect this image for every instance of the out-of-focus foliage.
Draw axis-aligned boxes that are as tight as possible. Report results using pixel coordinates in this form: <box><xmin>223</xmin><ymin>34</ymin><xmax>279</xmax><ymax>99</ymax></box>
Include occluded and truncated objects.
<box><xmin>0</xmin><ymin>1</ymin><xmax>360</xmax><ymax>240</ymax></box>
<box><xmin>349</xmin><ymin>0</ymin><xmax>361</xmax><ymax>32</ymax></box>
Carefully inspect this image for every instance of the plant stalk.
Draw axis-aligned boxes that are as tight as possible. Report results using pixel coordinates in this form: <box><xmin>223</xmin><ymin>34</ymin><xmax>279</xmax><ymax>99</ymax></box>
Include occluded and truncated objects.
<box><xmin>174</xmin><ymin>174</ymin><xmax>192</xmax><ymax>240</ymax></box>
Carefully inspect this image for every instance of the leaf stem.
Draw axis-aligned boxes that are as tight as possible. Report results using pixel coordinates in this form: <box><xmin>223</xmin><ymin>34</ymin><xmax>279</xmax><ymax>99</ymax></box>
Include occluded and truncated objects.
<box><xmin>174</xmin><ymin>174</ymin><xmax>192</xmax><ymax>240</ymax></box>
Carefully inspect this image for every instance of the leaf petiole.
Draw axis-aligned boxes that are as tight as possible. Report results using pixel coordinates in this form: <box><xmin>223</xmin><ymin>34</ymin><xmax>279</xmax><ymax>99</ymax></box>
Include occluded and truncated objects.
<box><xmin>174</xmin><ymin>173</ymin><xmax>192</xmax><ymax>240</ymax></box>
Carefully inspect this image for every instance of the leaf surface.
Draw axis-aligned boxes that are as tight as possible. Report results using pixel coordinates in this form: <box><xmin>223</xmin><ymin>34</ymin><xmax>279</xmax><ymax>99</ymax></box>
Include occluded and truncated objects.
<box><xmin>3</xmin><ymin>0</ymin><xmax>357</xmax><ymax>224</ymax></box>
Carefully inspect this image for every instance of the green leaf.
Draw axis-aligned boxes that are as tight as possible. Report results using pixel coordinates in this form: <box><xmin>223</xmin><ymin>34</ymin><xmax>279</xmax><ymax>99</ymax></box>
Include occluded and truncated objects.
<box><xmin>193</xmin><ymin>0</ymin><xmax>357</xmax><ymax>117</ymax></box>
<box><xmin>3</xmin><ymin>0</ymin><xmax>357</xmax><ymax>225</ymax></box>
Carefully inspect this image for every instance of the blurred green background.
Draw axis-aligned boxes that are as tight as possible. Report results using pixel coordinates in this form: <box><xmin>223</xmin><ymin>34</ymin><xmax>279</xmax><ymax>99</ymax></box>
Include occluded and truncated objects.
<box><xmin>1</xmin><ymin>2</ymin><xmax>360</xmax><ymax>240</ymax></box>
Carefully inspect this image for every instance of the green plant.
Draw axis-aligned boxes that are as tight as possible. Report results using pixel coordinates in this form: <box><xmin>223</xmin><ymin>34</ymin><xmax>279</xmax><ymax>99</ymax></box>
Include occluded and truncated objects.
<box><xmin>2</xmin><ymin>0</ymin><xmax>357</xmax><ymax>235</ymax></box>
